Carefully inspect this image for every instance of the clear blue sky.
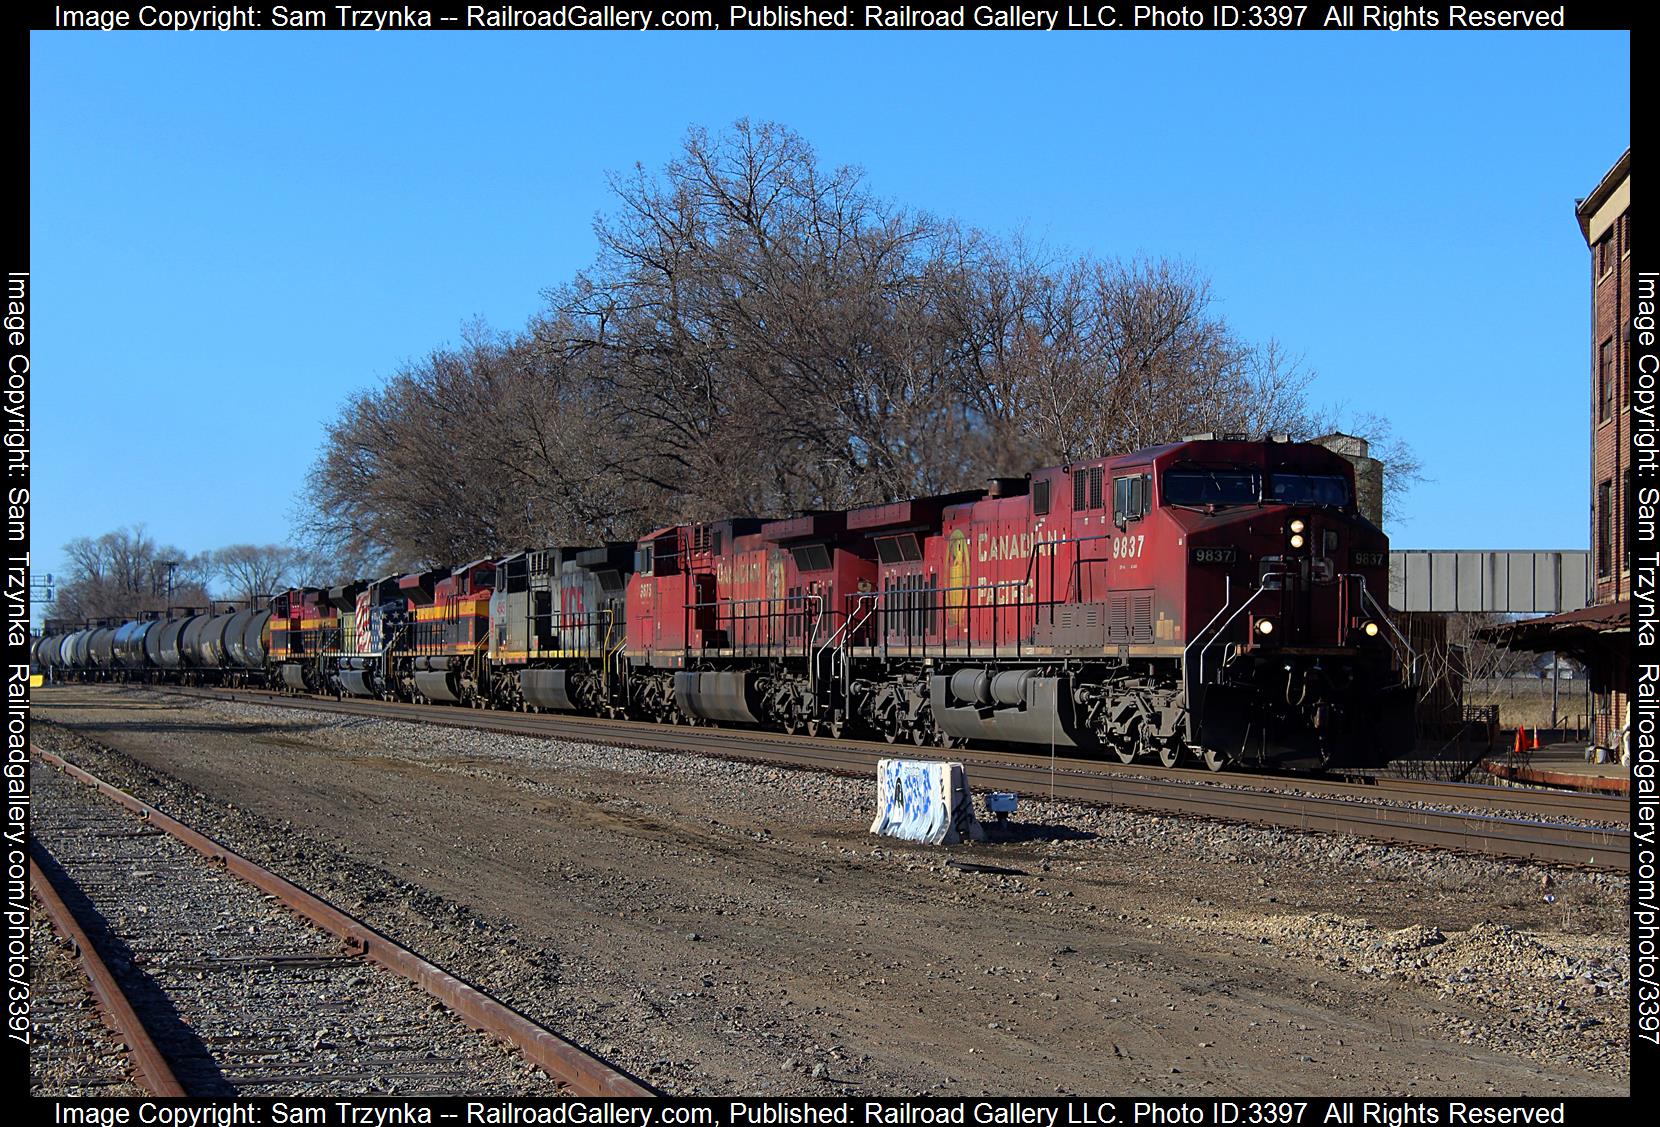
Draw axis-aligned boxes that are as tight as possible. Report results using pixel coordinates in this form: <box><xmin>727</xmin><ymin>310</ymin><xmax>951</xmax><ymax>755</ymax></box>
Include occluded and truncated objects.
<box><xmin>30</xmin><ymin>30</ymin><xmax>1630</xmax><ymax>609</ymax></box>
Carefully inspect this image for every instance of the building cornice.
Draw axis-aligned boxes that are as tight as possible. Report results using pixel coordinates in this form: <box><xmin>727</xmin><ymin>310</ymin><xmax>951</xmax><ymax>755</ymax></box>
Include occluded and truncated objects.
<box><xmin>1575</xmin><ymin>147</ymin><xmax>1631</xmax><ymax>243</ymax></box>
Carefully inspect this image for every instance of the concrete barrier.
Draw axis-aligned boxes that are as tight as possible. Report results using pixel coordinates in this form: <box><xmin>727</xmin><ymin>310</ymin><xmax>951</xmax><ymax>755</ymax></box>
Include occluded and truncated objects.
<box><xmin>869</xmin><ymin>758</ymin><xmax>986</xmax><ymax>845</ymax></box>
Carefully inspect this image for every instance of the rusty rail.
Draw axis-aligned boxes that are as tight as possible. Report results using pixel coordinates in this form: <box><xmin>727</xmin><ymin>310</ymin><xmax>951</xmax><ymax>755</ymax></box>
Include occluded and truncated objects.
<box><xmin>30</xmin><ymin>842</ymin><xmax>187</xmax><ymax>1097</ymax></box>
<box><xmin>33</xmin><ymin>747</ymin><xmax>654</xmax><ymax>1098</ymax></box>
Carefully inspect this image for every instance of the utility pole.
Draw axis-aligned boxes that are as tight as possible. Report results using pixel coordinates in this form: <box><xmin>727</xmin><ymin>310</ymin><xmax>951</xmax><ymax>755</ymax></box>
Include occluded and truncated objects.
<box><xmin>160</xmin><ymin>560</ymin><xmax>179</xmax><ymax>606</ymax></box>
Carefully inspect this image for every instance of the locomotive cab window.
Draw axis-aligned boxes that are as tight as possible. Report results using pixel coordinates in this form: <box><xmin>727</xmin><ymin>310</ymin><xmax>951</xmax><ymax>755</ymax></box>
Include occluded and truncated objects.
<box><xmin>1112</xmin><ymin>472</ymin><xmax>1150</xmax><ymax>526</ymax></box>
<box><xmin>1162</xmin><ymin>466</ymin><xmax>1260</xmax><ymax>507</ymax></box>
<box><xmin>1267</xmin><ymin>473</ymin><xmax>1351</xmax><ymax>508</ymax></box>
<box><xmin>651</xmin><ymin>539</ymin><xmax>682</xmax><ymax>575</ymax></box>
<box><xmin>1033</xmin><ymin>479</ymin><xmax>1051</xmax><ymax>516</ymax></box>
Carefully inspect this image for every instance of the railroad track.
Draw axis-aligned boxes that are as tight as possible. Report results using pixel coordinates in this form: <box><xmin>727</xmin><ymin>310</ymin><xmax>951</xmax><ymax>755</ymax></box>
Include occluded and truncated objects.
<box><xmin>150</xmin><ymin>685</ymin><xmax>1625</xmax><ymax>822</ymax></box>
<box><xmin>127</xmin><ymin>684</ymin><xmax>1630</xmax><ymax>871</ymax></box>
<box><xmin>30</xmin><ymin>746</ymin><xmax>654</xmax><ymax>1097</ymax></box>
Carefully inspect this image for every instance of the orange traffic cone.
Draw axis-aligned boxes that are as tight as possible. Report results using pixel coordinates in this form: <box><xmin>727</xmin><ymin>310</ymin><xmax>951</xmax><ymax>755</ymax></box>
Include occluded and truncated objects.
<box><xmin>1512</xmin><ymin>727</ymin><xmax>1524</xmax><ymax>756</ymax></box>
<box><xmin>1530</xmin><ymin>729</ymin><xmax>1542</xmax><ymax>751</ymax></box>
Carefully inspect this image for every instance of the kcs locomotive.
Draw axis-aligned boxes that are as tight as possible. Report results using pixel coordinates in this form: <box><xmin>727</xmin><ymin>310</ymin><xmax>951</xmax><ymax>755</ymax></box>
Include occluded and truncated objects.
<box><xmin>36</xmin><ymin>434</ymin><xmax>1418</xmax><ymax>771</ymax></box>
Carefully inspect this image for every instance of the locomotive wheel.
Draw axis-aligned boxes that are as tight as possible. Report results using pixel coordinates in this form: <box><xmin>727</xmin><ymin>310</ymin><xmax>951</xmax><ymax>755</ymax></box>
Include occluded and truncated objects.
<box><xmin>1157</xmin><ymin>741</ymin><xmax>1183</xmax><ymax>769</ymax></box>
<box><xmin>1201</xmin><ymin>747</ymin><xmax>1227</xmax><ymax>772</ymax></box>
<box><xmin>806</xmin><ymin>714</ymin><xmax>844</xmax><ymax>739</ymax></box>
<box><xmin>1113</xmin><ymin>721</ymin><xmax>1152</xmax><ymax>765</ymax></box>
<box><xmin>910</xmin><ymin>710</ymin><xmax>936</xmax><ymax>747</ymax></box>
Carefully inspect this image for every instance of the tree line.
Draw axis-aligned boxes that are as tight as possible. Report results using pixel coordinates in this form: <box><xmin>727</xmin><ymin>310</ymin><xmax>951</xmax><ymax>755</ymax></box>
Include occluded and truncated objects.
<box><xmin>48</xmin><ymin>527</ymin><xmax>324</xmax><ymax>625</ymax></box>
<box><xmin>302</xmin><ymin>120</ymin><xmax>1418</xmax><ymax>572</ymax></box>
<box><xmin>52</xmin><ymin>118</ymin><xmax>1420</xmax><ymax>623</ymax></box>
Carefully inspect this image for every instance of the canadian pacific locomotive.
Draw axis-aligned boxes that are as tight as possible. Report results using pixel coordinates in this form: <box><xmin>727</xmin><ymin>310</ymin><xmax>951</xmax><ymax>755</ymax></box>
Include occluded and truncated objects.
<box><xmin>36</xmin><ymin>435</ymin><xmax>1418</xmax><ymax>771</ymax></box>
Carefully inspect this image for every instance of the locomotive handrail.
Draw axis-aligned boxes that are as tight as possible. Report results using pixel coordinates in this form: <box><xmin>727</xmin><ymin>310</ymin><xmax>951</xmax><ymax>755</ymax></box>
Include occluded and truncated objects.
<box><xmin>816</xmin><ymin>593</ymin><xmax>873</xmax><ymax>664</ymax></box>
<box><xmin>1195</xmin><ymin>584</ymin><xmax>1267</xmax><ymax>688</ymax></box>
<box><xmin>1354</xmin><ymin>577</ymin><xmax>1419</xmax><ymax>681</ymax></box>
<box><xmin>683</xmin><ymin>593</ymin><xmax>823</xmax><ymax>657</ymax></box>
<box><xmin>1183</xmin><ymin>575</ymin><xmax>1234</xmax><ymax>695</ymax></box>
<box><xmin>816</xmin><ymin>593</ymin><xmax>874</xmax><ymax>708</ymax></box>
<box><xmin>599</xmin><ymin>607</ymin><xmax>619</xmax><ymax>697</ymax></box>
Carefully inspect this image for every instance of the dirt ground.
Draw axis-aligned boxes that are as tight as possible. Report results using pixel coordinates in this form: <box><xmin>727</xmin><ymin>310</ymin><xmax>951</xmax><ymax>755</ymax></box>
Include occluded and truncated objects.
<box><xmin>32</xmin><ymin>685</ymin><xmax>1629</xmax><ymax>1097</ymax></box>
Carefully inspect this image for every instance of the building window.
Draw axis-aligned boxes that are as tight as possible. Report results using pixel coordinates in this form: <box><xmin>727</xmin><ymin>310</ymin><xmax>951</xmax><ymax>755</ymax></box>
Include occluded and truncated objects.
<box><xmin>1597</xmin><ymin>231</ymin><xmax>1612</xmax><ymax>278</ymax></box>
<box><xmin>1599</xmin><ymin>337</ymin><xmax>1614</xmax><ymax>421</ymax></box>
<box><xmin>1597</xmin><ymin>479</ymin><xmax>1612</xmax><ymax>577</ymax></box>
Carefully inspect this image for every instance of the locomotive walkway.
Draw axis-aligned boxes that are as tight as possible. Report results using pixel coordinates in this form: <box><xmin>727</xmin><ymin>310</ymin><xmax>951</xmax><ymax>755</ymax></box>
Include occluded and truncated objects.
<box><xmin>157</xmin><ymin>686</ymin><xmax>1629</xmax><ymax>871</ymax></box>
<box><xmin>30</xmin><ymin>745</ymin><xmax>654</xmax><ymax>1097</ymax></box>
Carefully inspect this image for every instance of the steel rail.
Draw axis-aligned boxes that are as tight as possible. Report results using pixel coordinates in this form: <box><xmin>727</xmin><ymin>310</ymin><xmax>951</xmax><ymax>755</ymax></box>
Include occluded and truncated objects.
<box><xmin>158</xmin><ymin>685</ymin><xmax>1626</xmax><ymax>823</ymax></box>
<box><xmin>33</xmin><ymin>747</ymin><xmax>655</xmax><ymax>1098</ymax></box>
<box><xmin>131</xmin><ymin>686</ymin><xmax>1629</xmax><ymax>870</ymax></box>
<box><xmin>29</xmin><ymin>842</ymin><xmax>188</xmax><ymax>1097</ymax></box>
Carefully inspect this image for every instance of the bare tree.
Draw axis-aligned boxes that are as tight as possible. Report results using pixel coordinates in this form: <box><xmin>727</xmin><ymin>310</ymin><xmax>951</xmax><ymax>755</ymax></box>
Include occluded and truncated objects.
<box><xmin>49</xmin><ymin>526</ymin><xmax>212</xmax><ymax>622</ymax></box>
<box><xmin>301</xmin><ymin>119</ymin><xmax>1423</xmax><ymax>565</ymax></box>
<box><xmin>212</xmin><ymin>544</ymin><xmax>305</xmax><ymax>607</ymax></box>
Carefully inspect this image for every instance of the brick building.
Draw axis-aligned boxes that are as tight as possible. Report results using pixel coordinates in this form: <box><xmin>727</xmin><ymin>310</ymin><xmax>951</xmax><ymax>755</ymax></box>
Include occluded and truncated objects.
<box><xmin>1486</xmin><ymin>150</ymin><xmax>1633</xmax><ymax>754</ymax></box>
<box><xmin>1573</xmin><ymin>148</ymin><xmax>1632</xmax><ymax>749</ymax></box>
<box><xmin>1578</xmin><ymin>148</ymin><xmax>1631</xmax><ymax>606</ymax></box>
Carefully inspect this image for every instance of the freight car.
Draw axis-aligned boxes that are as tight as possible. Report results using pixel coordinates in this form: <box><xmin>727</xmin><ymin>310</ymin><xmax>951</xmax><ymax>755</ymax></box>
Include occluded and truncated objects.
<box><xmin>36</xmin><ymin>435</ymin><xmax>1418</xmax><ymax>772</ymax></box>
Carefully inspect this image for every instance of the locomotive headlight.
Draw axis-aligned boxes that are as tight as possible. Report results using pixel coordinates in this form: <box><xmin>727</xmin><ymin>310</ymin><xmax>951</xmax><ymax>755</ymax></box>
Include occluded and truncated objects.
<box><xmin>1363</xmin><ymin>620</ymin><xmax>1380</xmax><ymax>637</ymax></box>
<box><xmin>1289</xmin><ymin>519</ymin><xmax>1306</xmax><ymax>534</ymax></box>
<box><xmin>1257</xmin><ymin>618</ymin><xmax>1275</xmax><ymax>636</ymax></box>
<box><xmin>1288</xmin><ymin>533</ymin><xmax>1305</xmax><ymax>549</ymax></box>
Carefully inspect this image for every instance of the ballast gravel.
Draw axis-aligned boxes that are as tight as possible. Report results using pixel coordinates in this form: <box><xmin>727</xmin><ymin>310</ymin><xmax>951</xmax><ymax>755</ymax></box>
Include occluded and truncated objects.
<box><xmin>33</xmin><ymin>685</ymin><xmax>1629</xmax><ymax>1096</ymax></box>
<box><xmin>28</xmin><ymin>910</ymin><xmax>147</xmax><ymax>1097</ymax></box>
<box><xmin>29</xmin><ymin>750</ymin><xmax>568</xmax><ymax>1096</ymax></box>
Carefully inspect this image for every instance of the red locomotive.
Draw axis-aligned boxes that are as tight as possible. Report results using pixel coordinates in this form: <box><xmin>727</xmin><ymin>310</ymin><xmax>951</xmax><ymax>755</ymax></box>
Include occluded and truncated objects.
<box><xmin>52</xmin><ymin>434</ymin><xmax>1416</xmax><ymax>772</ymax></box>
<box><xmin>621</xmin><ymin>434</ymin><xmax>1414</xmax><ymax>770</ymax></box>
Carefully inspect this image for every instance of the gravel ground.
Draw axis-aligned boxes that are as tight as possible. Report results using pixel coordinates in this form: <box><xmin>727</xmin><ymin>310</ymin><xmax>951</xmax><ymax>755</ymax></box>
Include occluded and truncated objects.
<box><xmin>30</xmin><ymin>750</ymin><xmax>568</xmax><ymax>1096</ymax></box>
<box><xmin>33</xmin><ymin>685</ymin><xmax>1630</xmax><ymax>1096</ymax></box>
<box><xmin>28</xmin><ymin>910</ymin><xmax>148</xmax><ymax>1096</ymax></box>
<box><xmin>1145</xmin><ymin>772</ymin><xmax>1628</xmax><ymax>829</ymax></box>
